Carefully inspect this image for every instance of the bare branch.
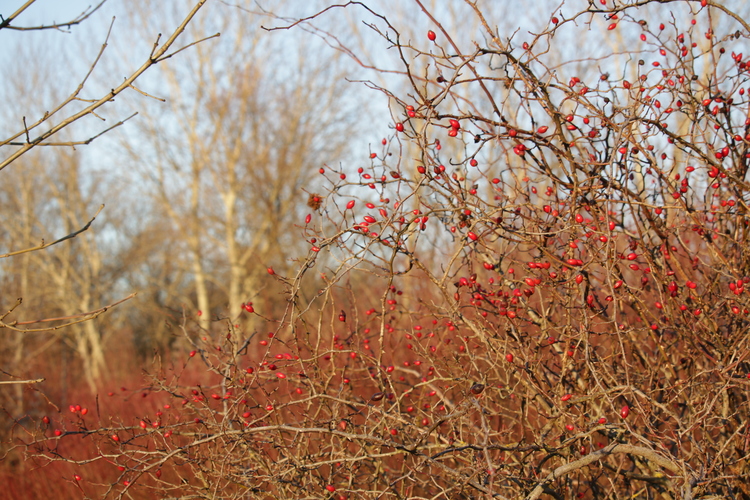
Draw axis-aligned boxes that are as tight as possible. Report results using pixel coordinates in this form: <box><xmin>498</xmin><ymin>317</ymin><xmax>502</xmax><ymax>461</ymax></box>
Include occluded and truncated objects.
<box><xmin>0</xmin><ymin>0</ymin><xmax>108</xmax><ymax>31</ymax></box>
<box><xmin>0</xmin><ymin>205</ymin><xmax>104</xmax><ymax>259</ymax></box>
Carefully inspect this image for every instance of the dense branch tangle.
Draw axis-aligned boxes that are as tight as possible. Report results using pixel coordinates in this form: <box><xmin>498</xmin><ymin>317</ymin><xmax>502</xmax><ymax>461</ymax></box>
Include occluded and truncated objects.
<box><xmin>21</xmin><ymin>1</ymin><xmax>750</xmax><ymax>499</ymax></box>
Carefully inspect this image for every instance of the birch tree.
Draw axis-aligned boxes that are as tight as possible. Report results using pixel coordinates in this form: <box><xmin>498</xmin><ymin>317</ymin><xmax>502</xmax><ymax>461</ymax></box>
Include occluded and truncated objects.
<box><xmin>121</xmin><ymin>0</ymin><xmax>358</xmax><ymax>330</ymax></box>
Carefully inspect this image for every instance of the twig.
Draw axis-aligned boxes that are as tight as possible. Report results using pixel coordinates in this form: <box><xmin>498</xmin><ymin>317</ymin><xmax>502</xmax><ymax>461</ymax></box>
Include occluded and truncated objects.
<box><xmin>8</xmin><ymin>113</ymin><xmax>138</xmax><ymax>147</ymax></box>
<box><xmin>0</xmin><ymin>0</ymin><xmax>108</xmax><ymax>31</ymax></box>
<box><xmin>0</xmin><ymin>0</ymin><xmax>212</xmax><ymax>171</ymax></box>
<box><xmin>0</xmin><ymin>205</ymin><xmax>104</xmax><ymax>259</ymax></box>
<box><xmin>0</xmin><ymin>378</ymin><xmax>45</xmax><ymax>385</ymax></box>
<box><xmin>1</xmin><ymin>293</ymin><xmax>136</xmax><ymax>333</ymax></box>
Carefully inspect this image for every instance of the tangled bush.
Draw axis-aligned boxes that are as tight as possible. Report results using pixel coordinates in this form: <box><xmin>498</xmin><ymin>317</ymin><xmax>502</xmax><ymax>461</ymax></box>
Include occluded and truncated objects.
<box><xmin>19</xmin><ymin>1</ymin><xmax>750</xmax><ymax>498</ymax></box>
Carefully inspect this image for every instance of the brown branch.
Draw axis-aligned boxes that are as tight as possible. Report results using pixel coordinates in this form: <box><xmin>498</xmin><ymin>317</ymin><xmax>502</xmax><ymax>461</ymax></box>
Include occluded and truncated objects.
<box><xmin>526</xmin><ymin>443</ymin><xmax>684</xmax><ymax>500</ymax></box>
<box><xmin>1</xmin><ymin>293</ymin><xmax>136</xmax><ymax>332</ymax></box>
<box><xmin>0</xmin><ymin>205</ymin><xmax>104</xmax><ymax>259</ymax></box>
<box><xmin>8</xmin><ymin>113</ymin><xmax>138</xmax><ymax>147</ymax></box>
<box><xmin>0</xmin><ymin>0</ymin><xmax>108</xmax><ymax>31</ymax></box>
<box><xmin>0</xmin><ymin>378</ymin><xmax>44</xmax><ymax>385</ymax></box>
<box><xmin>0</xmin><ymin>0</ymin><xmax>212</xmax><ymax>170</ymax></box>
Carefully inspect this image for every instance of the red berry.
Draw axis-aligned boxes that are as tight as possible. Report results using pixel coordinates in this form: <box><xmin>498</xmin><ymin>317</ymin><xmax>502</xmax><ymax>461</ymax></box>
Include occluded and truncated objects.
<box><xmin>427</xmin><ymin>30</ymin><xmax>436</xmax><ymax>41</ymax></box>
<box><xmin>620</xmin><ymin>405</ymin><xmax>630</xmax><ymax>419</ymax></box>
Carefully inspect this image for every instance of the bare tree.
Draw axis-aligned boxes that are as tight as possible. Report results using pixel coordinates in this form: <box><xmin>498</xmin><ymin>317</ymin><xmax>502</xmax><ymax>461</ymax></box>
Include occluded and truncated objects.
<box><xmin>119</xmin><ymin>0</ymin><xmax>359</xmax><ymax>332</ymax></box>
<box><xmin>0</xmin><ymin>1</ymin><xmax>212</xmax><ymax>391</ymax></box>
